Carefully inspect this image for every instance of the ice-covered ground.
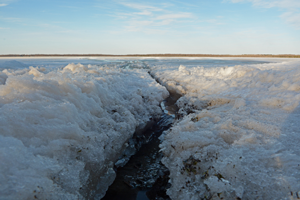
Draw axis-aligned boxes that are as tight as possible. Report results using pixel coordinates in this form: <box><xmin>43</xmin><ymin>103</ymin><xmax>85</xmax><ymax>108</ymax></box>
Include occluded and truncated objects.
<box><xmin>2</xmin><ymin>57</ymin><xmax>300</xmax><ymax>200</ymax></box>
<box><xmin>150</xmin><ymin>59</ymin><xmax>300</xmax><ymax>200</ymax></box>
<box><xmin>0</xmin><ymin>61</ymin><xmax>168</xmax><ymax>199</ymax></box>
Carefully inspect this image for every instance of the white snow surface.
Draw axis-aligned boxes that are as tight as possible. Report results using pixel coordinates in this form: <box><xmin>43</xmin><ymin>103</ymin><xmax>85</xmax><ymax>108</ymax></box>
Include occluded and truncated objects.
<box><xmin>0</xmin><ymin>63</ymin><xmax>168</xmax><ymax>199</ymax></box>
<box><xmin>150</xmin><ymin>59</ymin><xmax>300</xmax><ymax>200</ymax></box>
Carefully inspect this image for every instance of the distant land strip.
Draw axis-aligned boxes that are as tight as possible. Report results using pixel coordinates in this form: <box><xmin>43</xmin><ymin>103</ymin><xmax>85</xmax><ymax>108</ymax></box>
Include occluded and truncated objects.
<box><xmin>1</xmin><ymin>54</ymin><xmax>300</xmax><ymax>58</ymax></box>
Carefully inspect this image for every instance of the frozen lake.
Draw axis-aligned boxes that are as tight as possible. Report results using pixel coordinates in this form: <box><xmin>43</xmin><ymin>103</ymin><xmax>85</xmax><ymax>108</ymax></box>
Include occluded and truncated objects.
<box><xmin>1</xmin><ymin>57</ymin><xmax>300</xmax><ymax>200</ymax></box>
<box><xmin>0</xmin><ymin>57</ymin><xmax>270</xmax><ymax>70</ymax></box>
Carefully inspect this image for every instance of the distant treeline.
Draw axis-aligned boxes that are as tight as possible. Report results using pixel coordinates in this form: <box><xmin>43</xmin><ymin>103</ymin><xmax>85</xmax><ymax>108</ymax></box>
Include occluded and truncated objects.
<box><xmin>1</xmin><ymin>54</ymin><xmax>300</xmax><ymax>58</ymax></box>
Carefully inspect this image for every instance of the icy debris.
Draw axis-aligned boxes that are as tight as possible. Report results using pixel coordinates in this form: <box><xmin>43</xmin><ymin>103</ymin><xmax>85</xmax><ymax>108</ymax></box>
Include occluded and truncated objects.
<box><xmin>0</xmin><ymin>63</ymin><xmax>168</xmax><ymax>200</ymax></box>
<box><xmin>114</xmin><ymin>139</ymin><xmax>137</xmax><ymax>168</ymax></box>
<box><xmin>0</xmin><ymin>72</ymin><xmax>8</xmax><ymax>85</ymax></box>
<box><xmin>124</xmin><ymin>161</ymin><xmax>165</xmax><ymax>189</ymax></box>
<box><xmin>93</xmin><ymin>167</ymin><xmax>116</xmax><ymax>200</ymax></box>
<box><xmin>121</xmin><ymin>145</ymin><xmax>170</xmax><ymax>190</ymax></box>
<box><xmin>151</xmin><ymin>59</ymin><xmax>300</xmax><ymax>200</ymax></box>
<box><xmin>63</xmin><ymin>63</ymin><xmax>88</xmax><ymax>72</ymax></box>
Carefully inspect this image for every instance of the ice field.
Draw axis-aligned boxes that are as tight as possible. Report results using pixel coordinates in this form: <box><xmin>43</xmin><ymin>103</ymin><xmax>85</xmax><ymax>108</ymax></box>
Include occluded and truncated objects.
<box><xmin>0</xmin><ymin>57</ymin><xmax>300</xmax><ymax>199</ymax></box>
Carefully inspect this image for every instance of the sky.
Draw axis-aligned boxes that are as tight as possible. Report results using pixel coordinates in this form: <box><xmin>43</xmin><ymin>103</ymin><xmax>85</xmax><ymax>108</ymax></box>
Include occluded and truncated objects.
<box><xmin>0</xmin><ymin>0</ymin><xmax>300</xmax><ymax>54</ymax></box>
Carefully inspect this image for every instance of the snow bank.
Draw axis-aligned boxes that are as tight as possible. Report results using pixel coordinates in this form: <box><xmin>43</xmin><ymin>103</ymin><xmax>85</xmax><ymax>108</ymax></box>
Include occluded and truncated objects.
<box><xmin>151</xmin><ymin>59</ymin><xmax>300</xmax><ymax>200</ymax></box>
<box><xmin>0</xmin><ymin>63</ymin><xmax>168</xmax><ymax>200</ymax></box>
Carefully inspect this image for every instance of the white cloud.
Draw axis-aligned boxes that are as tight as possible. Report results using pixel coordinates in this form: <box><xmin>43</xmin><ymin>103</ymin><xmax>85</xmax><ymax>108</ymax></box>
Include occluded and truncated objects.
<box><xmin>0</xmin><ymin>0</ymin><xmax>16</xmax><ymax>7</ymax></box>
<box><xmin>115</xmin><ymin>2</ymin><xmax>194</xmax><ymax>33</ymax></box>
<box><xmin>228</xmin><ymin>0</ymin><xmax>300</xmax><ymax>29</ymax></box>
<box><xmin>0</xmin><ymin>16</ymin><xmax>22</xmax><ymax>22</ymax></box>
<box><xmin>281</xmin><ymin>11</ymin><xmax>300</xmax><ymax>29</ymax></box>
<box><xmin>120</xmin><ymin>2</ymin><xmax>163</xmax><ymax>12</ymax></box>
<box><xmin>227</xmin><ymin>0</ymin><xmax>300</xmax><ymax>8</ymax></box>
<box><xmin>135</xmin><ymin>10</ymin><xmax>152</xmax><ymax>16</ymax></box>
<box><xmin>155</xmin><ymin>13</ymin><xmax>193</xmax><ymax>20</ymax></box>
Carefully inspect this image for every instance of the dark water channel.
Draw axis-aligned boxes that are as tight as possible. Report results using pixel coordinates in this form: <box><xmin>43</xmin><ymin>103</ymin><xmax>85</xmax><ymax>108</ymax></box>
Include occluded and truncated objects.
<box><xmin>102</xmin><ymin>94</ymin><xmax>179</xmax><ymax>200</ymax></box>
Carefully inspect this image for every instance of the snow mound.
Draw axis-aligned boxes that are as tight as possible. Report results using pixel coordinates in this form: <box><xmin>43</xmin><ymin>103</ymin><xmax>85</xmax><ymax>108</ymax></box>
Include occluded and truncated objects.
<box><xmin>151</xmin><ymin>59</ymin><xmax>300</xmax><ymax>200</ymax></box>
<box><xmin>0</xmin><ymin>63</ymin><xmax>168</xmax><ymax>200</ymax></box>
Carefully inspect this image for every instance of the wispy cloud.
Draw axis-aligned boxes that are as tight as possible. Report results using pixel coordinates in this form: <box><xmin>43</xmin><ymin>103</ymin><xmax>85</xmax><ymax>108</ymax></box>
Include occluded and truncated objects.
<box><xmin>228</xmin><ymin>0</ymin><xmax>300</xmax><ymax>29</ymax></box>
<box><xmin>120</xmin><ymin>2</ymin><xmax>164</xmax><ymax>12</ymax></box>
<box><xmin>281</xmin><ymin>11</ymin><xmax>300</xmax><ymax>29</ymax></box>
<box><xmin>114</xmin><ymin>2</ymin><xmax>194</xmax><ymax>33</ymax></box>
<box><xmin>228</xmin><ymin>0</ymin><xmax>300</xmax><ymax>9</ymax></box>
<box><xmin>0</xmin><ymin>0</ymin><xmax>16</xmax><ymax>7</ymax></box>
<box><xmin>0</xmin><ymin>16</ymin><xmax>23</xmax><ymax>23</ymax></box>
<box><xmin>200</xmin><ymin>17</ymin><xmax>226</xmax><ymax>25</ymax></box>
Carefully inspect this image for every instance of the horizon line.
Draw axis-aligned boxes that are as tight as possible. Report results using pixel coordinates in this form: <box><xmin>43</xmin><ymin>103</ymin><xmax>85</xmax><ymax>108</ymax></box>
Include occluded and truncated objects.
<box><xmin>1</xmin><ymin>54</ymin><xmax>300</xmax><ymax>58</ymax></box>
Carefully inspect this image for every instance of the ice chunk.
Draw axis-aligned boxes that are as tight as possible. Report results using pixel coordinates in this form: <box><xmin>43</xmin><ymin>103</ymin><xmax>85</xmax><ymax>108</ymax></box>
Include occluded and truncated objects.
<box><xmin>0</xmin><ymin>72</ymin><xmax>8</xmax><ymax>84</ymax></box>
<box><xmin>152</xmin><ymin>58</ymin><xmax>300</xmax><ymax>200</ymax></box>
<box><xmin>0</xmin><ymin>62</ymin><xmax>168</xmax><ymax>199</ymax></box>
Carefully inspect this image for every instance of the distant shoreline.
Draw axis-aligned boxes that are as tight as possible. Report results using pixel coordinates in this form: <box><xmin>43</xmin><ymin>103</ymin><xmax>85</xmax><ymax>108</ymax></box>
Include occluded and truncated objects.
<box><xmin>0</xmin><ymin>54</ymin><xmax>300</xmax><ymax>58</ymax></box>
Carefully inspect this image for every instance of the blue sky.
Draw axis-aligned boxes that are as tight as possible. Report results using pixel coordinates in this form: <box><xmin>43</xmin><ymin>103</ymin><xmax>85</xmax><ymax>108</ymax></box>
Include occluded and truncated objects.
<box><xmin>0</xmin><ymin>0</ymin><xmax>300</xmax><ymax>54</ymax></box>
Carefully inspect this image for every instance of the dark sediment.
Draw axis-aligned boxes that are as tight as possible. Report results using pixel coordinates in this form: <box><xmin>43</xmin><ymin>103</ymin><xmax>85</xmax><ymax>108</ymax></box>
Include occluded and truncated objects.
<box><xmin>102</xmin><ymin>94</ymin><xmax>179</xmax><ymax>200</ymax></box>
